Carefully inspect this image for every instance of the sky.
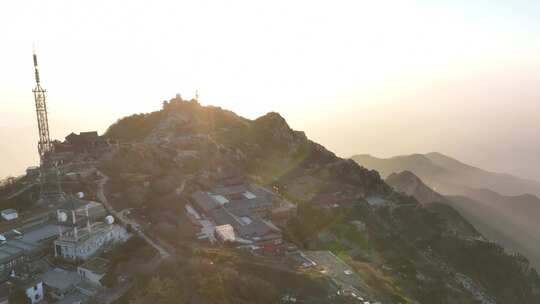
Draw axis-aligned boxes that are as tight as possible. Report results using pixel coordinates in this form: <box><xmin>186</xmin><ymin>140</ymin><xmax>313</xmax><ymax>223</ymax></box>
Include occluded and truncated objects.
<box><xmin>1</xmin><ymin>0</ymin><xmax>540</xmax><ymax>180</ymax></box>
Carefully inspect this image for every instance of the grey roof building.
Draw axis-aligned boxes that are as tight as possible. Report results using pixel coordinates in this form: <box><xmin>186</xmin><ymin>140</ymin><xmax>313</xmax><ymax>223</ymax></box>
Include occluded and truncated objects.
<box><xmin>191</xmin><ymin>191</ymin><xmax>223</xmax><ymax>213</ymax></box>
<box><xmin>209</xmin><ymin>207</ymin><xmax>280</xmax><ymax>244</ymax></box>
<box><xmin>40</xmin><ymin>268</ymin><xmax>81</xmax><ymax>300</ymax></box>
<box><xmin>191</xmin><ymin>183</ymin><xmax>274</xmax><ymax>216</ymax></box>
<box><xmin>192</xmin><ymin>183</ymin><xmax>282</xmax><ymax>246</ymax></box>
<box><xmin>0</xmin><ymin>223</ymin><xmax>62</xmax><ymax>276</ymax></box>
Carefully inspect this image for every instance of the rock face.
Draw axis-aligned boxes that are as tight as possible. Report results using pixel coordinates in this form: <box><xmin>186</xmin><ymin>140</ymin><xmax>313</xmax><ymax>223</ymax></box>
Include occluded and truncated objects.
<box><xmin>253</xmin><ymin>112</ymin><xmax>307</xmax><ymax>146</ymax></box>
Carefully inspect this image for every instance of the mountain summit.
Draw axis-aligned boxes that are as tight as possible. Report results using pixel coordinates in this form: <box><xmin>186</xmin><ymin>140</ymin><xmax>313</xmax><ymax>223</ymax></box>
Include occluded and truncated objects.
<box><xmin>5</xmin><ymin>96</ymin><xmax>539</xmax><ymax>303</ymax></box>
<box><xmin>97</xmin><ymin>97</ymin><xmax>540</xmax><ymax>303</ymax></box>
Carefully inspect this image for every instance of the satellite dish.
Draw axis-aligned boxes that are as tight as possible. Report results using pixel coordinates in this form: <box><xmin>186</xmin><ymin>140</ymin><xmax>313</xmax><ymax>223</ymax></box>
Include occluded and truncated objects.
<box><xmin>0</xmin><ymin>235</ymin><xmax>6</xmax><ymax>242</ymax></box>
<box><xmin>105</xmin><ymin>215</ymin><xmax>114</xmax><ymax>224</ymax></box>
<box><xmin>58</xmin><ymin>212</ymin><xmax>68</xmax><ymax>222</ymax></box>
<box><xmin>77</xmin><ymin>192</ymin><xmax>85</xmax><ymax>198</ymax></box>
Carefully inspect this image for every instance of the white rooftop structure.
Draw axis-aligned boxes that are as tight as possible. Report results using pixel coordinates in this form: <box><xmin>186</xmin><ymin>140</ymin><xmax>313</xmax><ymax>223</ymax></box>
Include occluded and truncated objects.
<box><xmin>1</xmin><ymin>209</ymin><xmax>18</xmax><ymax>221</ymax></box>
<box><xmin>243</xmin><ymin>191</ymin><xmax>257</xmax><ymax>199</ymax></box>
<box><xmin>211</xmin><ymin>195</ymin><xmax>229</xmax><ymax>205</ymax></box>
<box><xmin>215</xmin><ymin>224</ymin><xmax>235</xmax><ymax>242</ymax></box>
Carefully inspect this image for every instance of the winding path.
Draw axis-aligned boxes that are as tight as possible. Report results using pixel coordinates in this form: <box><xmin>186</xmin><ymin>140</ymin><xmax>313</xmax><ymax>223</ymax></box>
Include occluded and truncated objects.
<box><xmin>96</xmin><ymin>170</ymin><xmax>171</xmax><ymax>258</ymax></box>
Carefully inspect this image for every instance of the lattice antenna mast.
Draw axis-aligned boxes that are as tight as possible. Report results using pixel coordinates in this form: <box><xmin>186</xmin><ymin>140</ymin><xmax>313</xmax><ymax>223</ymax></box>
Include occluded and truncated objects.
<box><xmin>32</xmin><ymin>51</ymin><xmax>53</xmax><ymax>164</ymax></box>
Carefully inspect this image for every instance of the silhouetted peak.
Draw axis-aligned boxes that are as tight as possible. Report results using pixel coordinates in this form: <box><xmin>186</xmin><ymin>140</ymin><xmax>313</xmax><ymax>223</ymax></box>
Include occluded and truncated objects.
<box><xmin>387</xmin><ymin>170</ymin><xmax>421</xmax><ymax>182</ymax></box>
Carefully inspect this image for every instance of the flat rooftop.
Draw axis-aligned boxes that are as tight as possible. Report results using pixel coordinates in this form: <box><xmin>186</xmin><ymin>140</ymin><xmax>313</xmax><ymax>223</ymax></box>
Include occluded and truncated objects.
<box><xmin>192</xmin><ymin>183</ymin><xmax>273</xmax><ymax>214</ymax></box>
<box><xmin>40</xmin><ymin>268</ymin><xmax>81</xmax><ymax>292</ymax></box>
<box><xmin>19</xmin><ymin>224</ymin><xmax>60</xmax><ymax>244</ymax></box>
<box><xmin>0</xmin><ymin>223</ymin><xmax>64</xmax><ymax>264</ymax></box>
<box><xmin>79</xmin><ymin>257</ymin><xmax>109</xmax><ymax>275</ymax></box>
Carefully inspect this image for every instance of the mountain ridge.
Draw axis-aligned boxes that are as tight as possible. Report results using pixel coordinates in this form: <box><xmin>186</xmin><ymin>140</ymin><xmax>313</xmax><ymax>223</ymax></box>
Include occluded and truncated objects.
<box><xmin>352</xmin><ymin>152</ymin><xmax>540</xmax><ymax>197</ymax></box>
<box><xmin>386</xmin><ymin>171</ymin><xmax>480</xmax><ymax>237</ymax></box>
<box><xmin>353</xmin><ymin>152</ymin><xmax>540</xmax><ymax>270</ymax></box>
<box><xmin>91</xmin><ymin>97</ymin><xmax>540</xmax><ymax>303</ymax></box>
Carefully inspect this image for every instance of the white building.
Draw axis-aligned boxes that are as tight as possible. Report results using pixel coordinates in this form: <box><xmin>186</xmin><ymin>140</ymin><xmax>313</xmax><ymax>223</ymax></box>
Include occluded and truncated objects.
<box><xmin>4</xmin><ymin>277</ymin><xmax>44</xmax><ymax>304</ymax></box>
<box><xmin>23</xmin><ymin>280</ymin><xmax>43</xmax><ymax>304</ymax></box>
<box><xmin>215</xmin><ymin>224</ymin><xmax>235</xmax><ymax>242</ymax></box>
<box><xmin>54</xmin><ymin>222</ymin><xmax>128</xmax><ymax>261</ymax></box>
<box><xmin>1</xmin><ymin>209</ymin><xmax>18</xmax><ymax>221</ymax></box>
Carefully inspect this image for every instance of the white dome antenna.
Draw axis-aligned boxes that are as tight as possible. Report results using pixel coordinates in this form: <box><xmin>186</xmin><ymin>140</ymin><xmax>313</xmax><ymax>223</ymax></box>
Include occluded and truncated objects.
<box><xmin>105</xmin><ymin>215</ymin><xmax>114</xmax><ymax>224</ymax></box>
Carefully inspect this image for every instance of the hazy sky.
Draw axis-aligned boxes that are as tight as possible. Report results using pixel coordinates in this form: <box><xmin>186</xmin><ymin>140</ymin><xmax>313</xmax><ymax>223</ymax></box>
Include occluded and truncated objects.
<box><xmin>2</xmin><ymin>0</ymin><xmax>540</xmax><ymax>180</ymax></box>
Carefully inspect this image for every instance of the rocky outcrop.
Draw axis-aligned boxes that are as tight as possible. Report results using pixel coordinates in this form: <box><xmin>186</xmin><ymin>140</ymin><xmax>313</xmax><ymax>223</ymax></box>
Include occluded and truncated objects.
<box><xmin>253</xmin><ymin>112</ymin><xmax>308</xmax><ymax>150</ymax></box>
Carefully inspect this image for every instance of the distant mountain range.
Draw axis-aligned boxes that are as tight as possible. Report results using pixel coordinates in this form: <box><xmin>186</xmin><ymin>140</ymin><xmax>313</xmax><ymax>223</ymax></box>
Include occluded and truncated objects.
<box><xmin>386</xmin><ymin>171</ymin><xmax>479</xmax><ymax>237</ymax></box>
<box><xmin>354</xmin><ymin>153</ymin><xmax>540</xmax><ymax>269</ymax></box>
<box><xmin>352</xmin><ymin>152</ymin><xmax>540</xmax><ymax>197</ymax></box>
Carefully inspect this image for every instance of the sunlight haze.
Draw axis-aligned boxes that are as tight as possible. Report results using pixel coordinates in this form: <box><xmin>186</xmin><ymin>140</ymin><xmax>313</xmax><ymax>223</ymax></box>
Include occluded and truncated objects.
<box><xmin>2</xmin><ymin>0</ymin><xmax>540</xmax><ymax>180</ymax></box>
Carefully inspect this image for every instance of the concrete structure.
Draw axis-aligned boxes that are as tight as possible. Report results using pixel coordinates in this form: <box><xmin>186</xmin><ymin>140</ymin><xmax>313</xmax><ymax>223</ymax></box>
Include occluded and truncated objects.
<box><xmin>1</xmin><ymin>209</ymin><xmax>18</xmax><ymax>221</ymax></box>
<box><xmin>9</xmin><ymin>276</ymin><xmax>44</xmax><ymax>304</ymax></box>
<box><xmin>23</xmin><ymin>280</ymin><xmax>43</xmax><ymax>304</ymax></box>
<box><xmin>56</xmin><ymin>197</ymin><xmax>107</xmax><ymax>224</ymax></box>
<box><xmin>40</xmin><ymin>267</ymin><xmax>99</xmax><ymax>303</ymax></box>
<box><xmin>0</xmin><ymin>276</ymin><xmax>43</xmax><ymax>304</ymax></box>
<box><xmin>78</xmin><ymin>257</ymin><xmax>109</xmax><ymax>286</ymax></box>
<box><xmin>191</xmin><ymin>184</ymin><xmax>274</xmax><ymax>217</ymax></box>
<box><xmin>214</xmin><ymin>224</ymin><xmax>235</xmax><ymax>242</ymax></box>
<box><xmin>40</xmin><ymin>268</ymin><xmax>81</xmax><ymax>300</ymax></box>
<box><xmin>210</xmin><ymin>207</ymin><xmax>282</xmax><ymax>247</ymax></box>
<box><xmin>0</xmin><ymin>223</ymin><xmax>61</xmax><ymax>276</ymax></box>
<box><xmin>0</xmin><ymin>240</ymin><xmax>36</xmax><ymax>274</ymax></box>
<box><xmin>191</xmin><ymin>183</ymin><xmax>287</xmax><ymax>251</ymax></box>
<box><xmin>54</xmin><ymin>222</ymin><xmax>128</xmax><ymax>261</ymax></box>
<box><xmin>54</xmin><ymin>195</ymin><xmax>127</xmax><ymax>261</ymax></box>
